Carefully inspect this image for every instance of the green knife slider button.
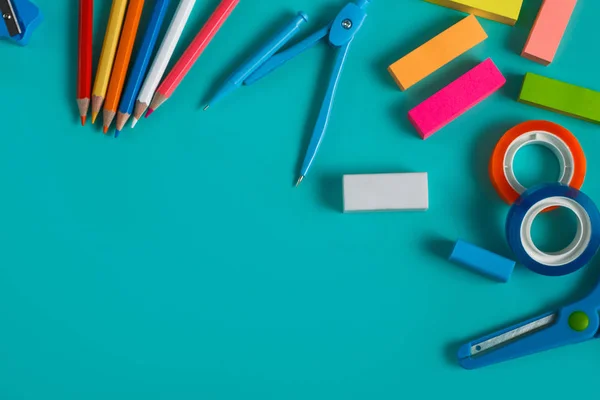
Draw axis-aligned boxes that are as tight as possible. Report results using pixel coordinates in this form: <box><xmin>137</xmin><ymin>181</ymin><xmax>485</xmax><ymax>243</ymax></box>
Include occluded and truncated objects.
<box><xmin>568</xmin><ymin>311</ymin><xmax>589</xmax><ymax>332</ymax></box>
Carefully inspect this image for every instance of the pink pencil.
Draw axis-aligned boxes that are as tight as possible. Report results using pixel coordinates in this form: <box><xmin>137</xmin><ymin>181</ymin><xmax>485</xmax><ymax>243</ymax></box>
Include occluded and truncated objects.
<box><xmin>146</xmin><ymin>0</ymin><xmax>240</xmax><ymax>116</ymax></box>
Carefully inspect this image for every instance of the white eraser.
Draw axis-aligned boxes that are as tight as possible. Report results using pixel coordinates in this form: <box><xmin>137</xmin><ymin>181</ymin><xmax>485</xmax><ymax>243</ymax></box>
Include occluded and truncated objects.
<box><xmin>343</xmin><ymin>173</ymin><xmax>429</xmax><ymax>213</ymax></box>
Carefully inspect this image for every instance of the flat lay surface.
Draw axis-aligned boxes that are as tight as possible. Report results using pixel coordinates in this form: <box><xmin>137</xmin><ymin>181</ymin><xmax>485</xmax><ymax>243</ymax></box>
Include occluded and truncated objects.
<box><xmin>0</xmin><ymin>0</ymin><xmax>599</xmax><ymax>398</ymax></box>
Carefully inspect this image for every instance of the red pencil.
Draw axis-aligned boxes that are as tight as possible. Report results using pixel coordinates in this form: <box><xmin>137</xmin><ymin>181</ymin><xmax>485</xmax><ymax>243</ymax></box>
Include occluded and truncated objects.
<box><xmin>146</xmin><ymin>0</ymin><xmax>240</xmax><ymax>116</ymax></box>
<box><xmin>77</xmin><ymin>0</ymin><xmax>93</xmax><ymax>126</ymax></box>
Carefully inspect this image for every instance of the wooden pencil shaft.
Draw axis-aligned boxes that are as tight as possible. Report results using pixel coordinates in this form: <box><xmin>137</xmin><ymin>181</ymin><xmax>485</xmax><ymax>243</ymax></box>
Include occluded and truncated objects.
<box><xmin>104</xmin><ymin>0</ymin><xmax>145</xmax><ymax>112</ymax></box>
<box><xmin>136</xmin><ymin>0</ymin><xmax>196</xmax><ymax>104</ymax></box>
<box><xmin>92</xmin><ymin>0</ymin><xmax>128</xmax><ymax>98</ymax></box>
<box><xmin>158</xmin><ymin>0</ymin><xmax>240</xmax><ymax>98</ymax></box>
<box><xmin>117</xmin><ymin>0</ymin><xmax>171</xmax><ymax>115</ymax></box>
<box><xmin>77</xmin><ymin>0</ymin><xmax>93</xmax><ymax>98</ymax></box>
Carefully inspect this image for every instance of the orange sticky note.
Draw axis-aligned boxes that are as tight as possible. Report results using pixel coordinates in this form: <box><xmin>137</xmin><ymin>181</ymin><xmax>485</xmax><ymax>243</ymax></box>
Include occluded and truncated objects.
<box><xmin>388</xmin><ymin>15</ymin><xmax>487</xmax><ymax>91</ymax></box>
<box><xmin>522</xmin><ymin>0</ymin><xmax>577</xmax><ymax>65</ymax></box>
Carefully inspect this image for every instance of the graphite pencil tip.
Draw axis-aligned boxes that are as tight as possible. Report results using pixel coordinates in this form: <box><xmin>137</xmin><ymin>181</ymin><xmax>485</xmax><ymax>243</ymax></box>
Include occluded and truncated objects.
<box><xmin>203</xmin><ymin>105</ymin><xmax>210</xmax><ymax>111</ymax></box>
<box><xmin>145</xmin><ymin>108</ymin><xmax>154</xmax><ymax>118</ymax></box>
<box><xmin>131</xmin><ymin>118</ymin><xmax>139</xmax><ymax>128</ymax></box>
<box><xmin>81</xmin><ymin>116</ymin><xmax>86</xmax><ymax>126</ymax></box>
<box><xmin>91</xmin><ymin>112</ymin><xmax>98</xmax><ymax>124</ymax></box>
<box><xmin>295</xmin><ymin>176</ymin><xmax>304</xmax><ymax>187</ymax></box>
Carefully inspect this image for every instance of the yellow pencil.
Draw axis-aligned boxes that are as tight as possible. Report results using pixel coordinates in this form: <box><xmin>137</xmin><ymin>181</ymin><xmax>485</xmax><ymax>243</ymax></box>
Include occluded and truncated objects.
<box><xmin>91</xmin><ymin>0</ymin><xmax>128</xmax><ymax>124</ymax></box>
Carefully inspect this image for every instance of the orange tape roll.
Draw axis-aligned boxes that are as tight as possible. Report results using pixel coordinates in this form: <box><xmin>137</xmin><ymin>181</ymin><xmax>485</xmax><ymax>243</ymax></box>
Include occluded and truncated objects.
<box><xmin>489</xmin><ymin>120</ymin><xmax>586</xmax><ymax>204</ymax></box>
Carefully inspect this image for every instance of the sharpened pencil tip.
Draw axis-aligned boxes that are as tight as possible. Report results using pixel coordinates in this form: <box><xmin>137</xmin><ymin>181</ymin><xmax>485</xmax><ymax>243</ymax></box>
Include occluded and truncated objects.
<box><xmin>81</xmin><ymin>116</ymin><xmax>86</xmax><ymax>126</ymax></box>
<box><xmin>103</xmin><ymin>126</ymin><xmax>109</xmax><ymax>134</ymax></box>
<box><xmin>115</xmin><ymin>130</ymin><xmax>120</xmax><ymax>138</ymax></box>
<box><xmin>145</xmin><ymin>108</ymin><xmax>154</xmax><ymax>118</ymax></box>
<box><xmin>203</xmin><ymin>105</ymin><xmax>209</xmax><ymax>111</ymax></box>
<box><xmin>91</xmin><ymin>112</ymin><xmax>98</xmax><ymax>124</ymax></box>
<box><xmin>295</xmin><ymin>176</ymin><xmax>304</xmax><ymax>187</ymax></box>
<box><xmin>131</xmin><ymin>118</ymin><xmax>138</xmax><ymax>128</ymax></box>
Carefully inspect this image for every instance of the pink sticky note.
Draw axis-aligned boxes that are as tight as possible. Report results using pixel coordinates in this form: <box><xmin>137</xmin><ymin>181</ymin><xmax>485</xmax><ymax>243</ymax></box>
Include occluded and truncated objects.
<box><xmin>522</xmin><ymin>0</ymin><xmax>577</xmax><ymax>65</ymax></box>
<box><xmin>407</xmin><ymin>59</ymin><xmax>506</xmax><ymax>140</ymax></box>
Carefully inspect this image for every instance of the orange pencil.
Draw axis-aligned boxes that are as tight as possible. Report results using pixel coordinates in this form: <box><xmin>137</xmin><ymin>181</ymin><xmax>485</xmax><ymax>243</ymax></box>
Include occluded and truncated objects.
<box><xmin>103</xmin><ymin>0</ymin><xmax>145</xmax><ymax>133</ymax></box>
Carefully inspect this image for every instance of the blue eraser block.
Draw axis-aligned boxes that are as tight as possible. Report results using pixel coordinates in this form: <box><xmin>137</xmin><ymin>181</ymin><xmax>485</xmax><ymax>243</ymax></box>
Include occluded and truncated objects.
<box><xmin>449</xmin><ymin>240</ymin><xmax>515</xmax><ymax>283</ymax></box>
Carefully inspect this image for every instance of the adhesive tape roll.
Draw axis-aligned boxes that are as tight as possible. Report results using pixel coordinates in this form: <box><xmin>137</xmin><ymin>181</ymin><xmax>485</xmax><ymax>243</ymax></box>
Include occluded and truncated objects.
<box><xmin>506</xmin><ymin>184</ymin><xmax>600</xmax><ymax>276</ymax></box>
<box><xmin>490</xmin><ymin>121</ymin><xmax>586</xmax><ymax>205</ymax></box>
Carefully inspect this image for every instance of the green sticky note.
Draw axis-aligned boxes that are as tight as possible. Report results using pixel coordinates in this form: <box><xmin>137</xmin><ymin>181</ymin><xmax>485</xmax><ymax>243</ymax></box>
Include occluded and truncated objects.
<box><xmin>518</xmin><ymin>72</ymin><xmax>600</xmax><ymax>123</ymax></box>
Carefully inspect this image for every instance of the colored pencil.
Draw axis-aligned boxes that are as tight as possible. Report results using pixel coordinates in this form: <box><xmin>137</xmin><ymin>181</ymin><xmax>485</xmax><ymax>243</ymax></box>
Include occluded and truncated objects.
<box><xmin>77</xmin><ymin>0</ymin><xmax>93</xmax><ymax>126</ymax></box>
<box><xmin>102</xmin><ymin>0</ymin><xmax>146</xmax><ymax>133</ymax></box>
<box><xmin>90</xmin><ymin>0</ymin><xmax>128</xmax><ymax>124</ymax></box>
<box><xmin>132</xmin><ymin>0</ymin><xmax>196</xmax><ymax>127</ymax></box>
<box><xmin>146</xmin><ymin>0</ymin><xmax>240</xmax><ymax>116</ymax></box>
<box><xmin>115</xmin><ymin>0</ymin><xmax>171</xmax><ymax>136</ymax></box>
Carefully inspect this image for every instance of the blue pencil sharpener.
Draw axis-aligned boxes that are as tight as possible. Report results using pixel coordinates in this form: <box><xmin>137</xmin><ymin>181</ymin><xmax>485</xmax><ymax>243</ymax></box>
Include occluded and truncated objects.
<box><xmin>0</xmin><ymin>0</ymin><xmax>42</xmax><ymax>46</ymax></box>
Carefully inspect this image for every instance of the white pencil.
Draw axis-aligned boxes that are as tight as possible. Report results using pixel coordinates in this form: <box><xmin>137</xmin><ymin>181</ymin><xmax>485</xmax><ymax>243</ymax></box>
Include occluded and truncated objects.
<box><xmin>131</xmin><ymin>0</ymin><xmax>196</xmax><ymax>127</ymax></box>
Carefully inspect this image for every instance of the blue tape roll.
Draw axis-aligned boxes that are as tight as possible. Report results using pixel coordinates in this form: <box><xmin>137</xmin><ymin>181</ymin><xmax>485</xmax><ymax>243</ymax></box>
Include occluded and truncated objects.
<box><xmin>506</xmin><ymin>183</ymin><xmax>600</xmax><ymax>276</ymax></box>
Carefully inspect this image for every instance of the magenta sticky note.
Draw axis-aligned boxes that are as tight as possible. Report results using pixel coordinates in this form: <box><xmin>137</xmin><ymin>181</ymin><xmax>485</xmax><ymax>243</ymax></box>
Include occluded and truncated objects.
<box><xmin>407</xmin><ymin>58</ymin><xmax>506</xmax><ymax>139</ymax></box>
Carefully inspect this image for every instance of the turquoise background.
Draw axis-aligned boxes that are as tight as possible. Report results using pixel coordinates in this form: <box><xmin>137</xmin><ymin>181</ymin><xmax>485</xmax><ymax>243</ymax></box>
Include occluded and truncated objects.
<box><xmin>1</xmin><ymin>0</ymin><xmax>599</xmax><ymax>398</ymax></box>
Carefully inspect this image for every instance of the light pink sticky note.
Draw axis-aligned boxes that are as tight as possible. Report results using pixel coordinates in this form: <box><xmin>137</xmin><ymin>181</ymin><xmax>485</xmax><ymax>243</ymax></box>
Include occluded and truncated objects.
<box><xmin>407</xmin><ymin>59</ymin><xmax>506</xmax><ymax>140</ymax></box>
<box><xmin>522</xmin><ymin>0</ymin><xmax>577</xmax><ymax>65</ymax></box>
